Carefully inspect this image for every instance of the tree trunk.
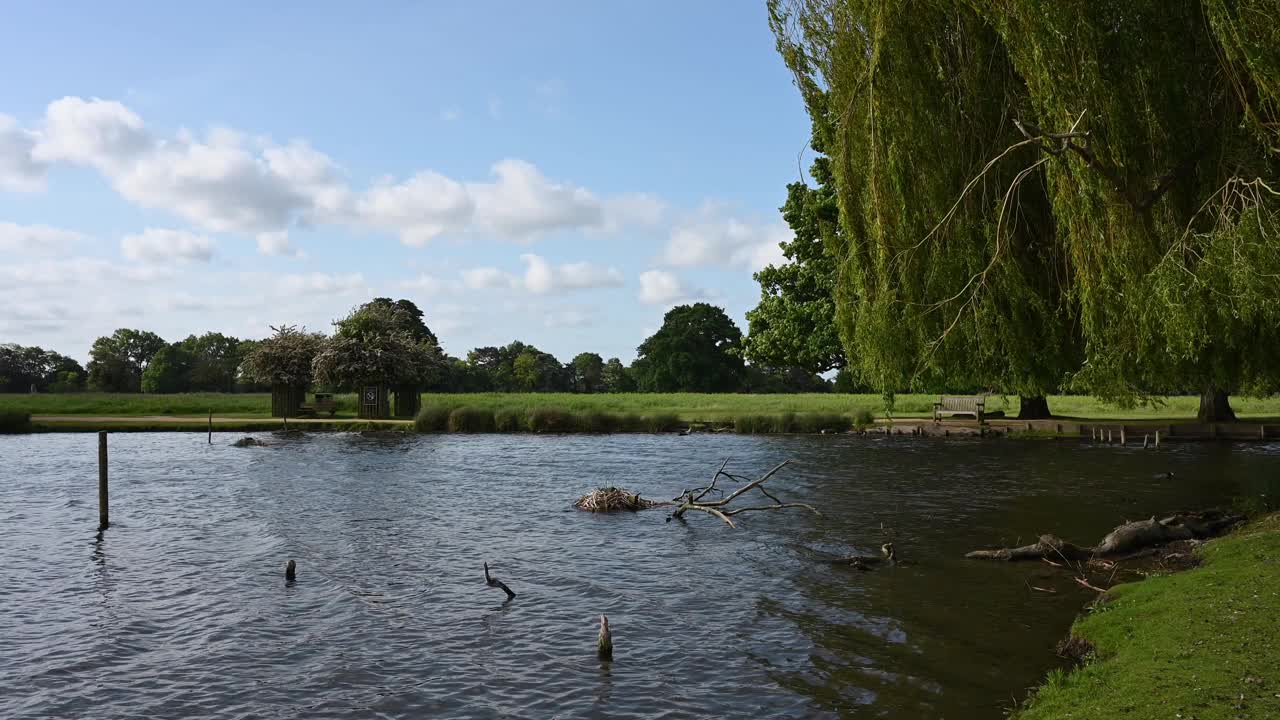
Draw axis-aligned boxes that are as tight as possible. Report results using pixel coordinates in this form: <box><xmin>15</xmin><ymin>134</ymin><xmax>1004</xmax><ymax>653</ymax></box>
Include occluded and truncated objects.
<box><xmin>1197</xmin><ymin>387</ymin><xmax>1237</xmax><ymax>423</ymax></box>
<box><xmin>1017</xmin><ymin>395</ymin><xmax>1052</xmax><ymax>420</ymax></box>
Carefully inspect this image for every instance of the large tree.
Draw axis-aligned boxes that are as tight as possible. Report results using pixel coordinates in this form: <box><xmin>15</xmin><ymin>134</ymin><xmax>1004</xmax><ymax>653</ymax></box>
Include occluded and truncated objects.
<box><xmin>86</xmin><ymin>329</ymin><xmax>166</xmax><ymax>393</ymax></box>
<box><xmin>312</xmin><ymin>301</ymin><xmax>445</xmax><ymax>389</ymax></box>
<box><xmin>744</xmin><ymin>147</ymin><xmax>846</xmax><ymax>376</ymax></box>
<box><xmin>570</xmin><ymin>352</ymin><xmax>606</xmax><ymax>393</ymax></box>
<box><xmin>242</xmin><ymin>326</ymin><xmax>325</xmax><ymax>388</ymax></box>
<box><xmin>601</xmin><ymin>358</ymin><xmax>636</xmax><ymax>393</ymax></box>
<box><xmin>181</xmin><ymin>332</ymin><xmax>245</xmax><ymax>392</ymax></box>
<box><xmin>141</xmin><ymin>344</ymin><xmax>194</xmax><ymax>394</ymax></box>
<box><xmin>633</xmin><ymin>303</ymin><xmax>746</xmax><ymax>392</ymax></box>
<box><xmin>769</xmin><ymin>0</ymin><xmax>1280</xmax><ymax>420</ymax></box>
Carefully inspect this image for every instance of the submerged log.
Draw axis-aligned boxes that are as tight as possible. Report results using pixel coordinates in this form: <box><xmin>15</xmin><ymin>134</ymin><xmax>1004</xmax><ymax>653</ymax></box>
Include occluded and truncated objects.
<box><xmin>966</xmin><ymin>511</ymin><xmax>1245</xmax><ymax>561</ymax></box>
<box><xmin>965</xmin><ymin>535</ymin><xmax>1093</xmax><ymax>562</ymax></box>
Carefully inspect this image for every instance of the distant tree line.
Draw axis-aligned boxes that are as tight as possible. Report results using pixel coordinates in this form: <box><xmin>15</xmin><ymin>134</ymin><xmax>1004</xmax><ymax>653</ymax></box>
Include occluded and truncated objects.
<box><xmin>3</xmin><ymin>299</ymin><xmax>850</xmax><ymax>395</ymax></box>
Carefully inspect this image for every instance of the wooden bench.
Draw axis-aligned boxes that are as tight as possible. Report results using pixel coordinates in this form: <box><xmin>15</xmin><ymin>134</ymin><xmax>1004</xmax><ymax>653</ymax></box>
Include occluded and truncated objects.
<box><xmin>933</xmin><ymin>395</ymin><xmax>986</xmax><ymax>423</ymax></box>
<box><xmin>297</xmin><ymin>393</ymin><xmax>337</xmax><ymax>417</ymax></box>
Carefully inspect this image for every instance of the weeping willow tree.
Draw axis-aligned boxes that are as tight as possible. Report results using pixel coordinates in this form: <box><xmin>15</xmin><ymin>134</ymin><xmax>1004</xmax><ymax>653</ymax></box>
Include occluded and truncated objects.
<box><xmin>771</xmin><ymin>0</ymin><xmax>1280</xmax><ymax>421</ymax></box>
<box><xmin>769</xmin><ymin>0</ymin><xmax>1081</xmax><ymax>418</ymax></box>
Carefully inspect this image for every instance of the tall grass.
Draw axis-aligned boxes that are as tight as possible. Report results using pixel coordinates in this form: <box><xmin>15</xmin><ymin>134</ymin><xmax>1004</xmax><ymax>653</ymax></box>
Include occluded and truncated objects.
<box><xmin>0</xmin><ymin>410</ymin><xmax>32</xmax><ymax>433</ymax></box>
<box><xmin>414</xmin><ymin>403</ymin><xmax>691</xmax><ymax>434</ymax></box>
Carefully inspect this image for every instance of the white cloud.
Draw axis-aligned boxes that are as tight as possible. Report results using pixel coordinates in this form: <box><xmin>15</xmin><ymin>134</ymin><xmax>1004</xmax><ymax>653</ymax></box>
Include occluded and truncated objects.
<box><xmin>400</xmin><ymin>273</ymin><xmax>444</xmax><ymax>295</ymax></box>
<box><xmin>520</xmin><ymin>253</ymin><xmax>623</xmax><ymax>294</ymax></box>
<box><xmin>3</xmin><ymin>97</ymin><xmax>660</xmax><ymax>253</ymax></box>
<box><xmin>256</xmin><ymin>231</ymin><xmax>299</xmax><ymax>257</ymax></box>
<box><xmin>355</xmin><ymin>171</ymin><xmax>473</xmax><ymax>246</ymax></box>
<box><xmin>0</xmin><ymin>222</ymin><xmax>86</xmax><ymax>254</ymax></box>
<box><xmin>0</xmin><ymin>114</ymin><xmax>46</xmax><ymax>192</ymax></box>
<box><xmin>277</xmin><ymin>272</ymin><xmax>366</xmax><ymax>295</ymax></box>
<box><xmin>543</xmin><ymin>309</ymin><xmax>595</xmax><ymax>328</ymax></box>
<box><xmin>663</xmin><ymin>202</ymin><xmax>790</xmax><ymax>271</ymax></box>
<box><xmin>638</xmin><ymin>269</ymin><xmax>706</xmax><ymax>305</ymax></box>
<box><xmin>0</xmin><ymin>257</ymin><xmax>172</xmax><ymax>287</ymax></box>
<box><xmin>467</xmin><ymin>159</ymin><xmax>603</xmax><ymax>240</ymax></box>
<box><xmin>461</xmin><ymin>267</ymin><xmax>518</xmax><ymax>290</ymax></box>
<box><xmin>121</xmin><ymin>228</ymin><xmax>215</xmax><ymax>263</ymax></box>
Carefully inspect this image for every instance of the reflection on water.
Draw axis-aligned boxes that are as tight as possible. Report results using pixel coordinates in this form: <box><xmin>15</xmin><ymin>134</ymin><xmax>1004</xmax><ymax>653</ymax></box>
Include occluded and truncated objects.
<box><xmin>1</xmin><ymin>432</ymin><xmax>1276</xmax><ymax>719</ymax></box>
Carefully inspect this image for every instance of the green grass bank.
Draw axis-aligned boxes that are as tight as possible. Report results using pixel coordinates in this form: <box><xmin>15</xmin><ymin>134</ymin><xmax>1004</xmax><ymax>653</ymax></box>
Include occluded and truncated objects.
<box><xmin>1018</xmin><ymin>513</ymin><xmax>1280</xmax><ymax>719</ymax></box>
<box><xmin>5</xmin><ymin>392</ymin><xmax>1280</xmax><ymax>422</ymax></box>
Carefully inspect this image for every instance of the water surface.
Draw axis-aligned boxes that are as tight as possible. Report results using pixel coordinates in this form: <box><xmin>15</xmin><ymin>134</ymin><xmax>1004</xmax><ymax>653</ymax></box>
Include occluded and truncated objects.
<box><xmin>2</xmin><ymin>433</ymin><xmax>1277</xmax><ymax>718</ymax></box>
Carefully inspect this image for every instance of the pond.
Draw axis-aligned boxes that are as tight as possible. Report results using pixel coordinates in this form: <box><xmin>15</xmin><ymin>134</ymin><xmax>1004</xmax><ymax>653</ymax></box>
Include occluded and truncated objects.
<box><xmin>2</xmin><ymin>433</ymin><xmax>1278</xmax><ymax>719</ymax></box>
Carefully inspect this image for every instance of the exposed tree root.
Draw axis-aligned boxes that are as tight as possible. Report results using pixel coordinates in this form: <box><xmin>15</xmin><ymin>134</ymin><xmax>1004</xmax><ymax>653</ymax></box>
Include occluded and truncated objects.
<box><xmin>967</xmin><ymin>511</ymin><xmax>1244</xmax><ymax>562</ymax></box>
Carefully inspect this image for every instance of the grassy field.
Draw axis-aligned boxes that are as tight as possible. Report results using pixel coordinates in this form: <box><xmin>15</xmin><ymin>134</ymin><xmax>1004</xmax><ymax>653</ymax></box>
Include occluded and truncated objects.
<box><xmin>2</xmin><ymin>392</ymin><xmax>1279</xmax><ymax>421</ymax></box>
<box><xmin>1017</xmin><ymin>513</ymin><xmax>1280</xmax><ymax>719</ymax></box>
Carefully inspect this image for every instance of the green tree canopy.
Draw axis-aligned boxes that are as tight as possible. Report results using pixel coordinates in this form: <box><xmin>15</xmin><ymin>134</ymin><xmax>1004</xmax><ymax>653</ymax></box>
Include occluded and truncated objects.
<box><xmin>770</xmin><ymin>0</ymin><xmax>1280</xmax><ymax>420</ymax></box>
<box><xmin>312</xmin><ymin>301</ymin><xmax>445</xmax><ymax>388</ymax></box>
<box><xmin>242</xmin><ymin>325</ymin><xmax>325</xmax><ymax>387</ymax></box>
<box><xmin>601</xmin><ymin>357</ymin><xmax>636</xmax><ymax>393</ymax></box>
<box><xmin>87</xmin><ymin>329</ymin><xmax>166</xmax><ymax>392</ymax></box>
<box><xmin>180</xmin><ymin>332</ymin><xmax>245</xmax><ymax>392</ymax></box>
<box><xmin>141</xmin><ymin>343</ymin><xmax>194</xmax><ymax>394</ymax></box>
<box><xmin>365</xmin><ymin>297</ymin><xmax>439</xmax><ymax>346</ymax></box>
<box><xmin>571</xmin><ymin>352</ymin><xmax>605</xmax><ymax>393</ymax></box>
<box><xmin>0</xmin><ymin>344</ymin><xmax>85</xmax><ymax>393</ymax></box>
<box><xmin>744</xmin><ymin>151</ymin><xmax>846</xmax><ymax>375</ymax></box>
<box><xmin>633</xmin><ymin>303</ymin><xmax>746</xmax><ymax>392</ymax></box>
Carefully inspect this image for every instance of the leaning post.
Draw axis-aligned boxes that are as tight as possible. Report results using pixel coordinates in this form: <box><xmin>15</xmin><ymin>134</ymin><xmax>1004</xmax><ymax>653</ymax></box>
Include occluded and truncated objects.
<box><xmin>208</xmin><ymin>410</ymin><xmax>213</xmax><ymax>445</ymax></box>
<box><xmin>98</xmin><ymin>431</ymin><xmax>109</xmax><ymax>531</ymax></box>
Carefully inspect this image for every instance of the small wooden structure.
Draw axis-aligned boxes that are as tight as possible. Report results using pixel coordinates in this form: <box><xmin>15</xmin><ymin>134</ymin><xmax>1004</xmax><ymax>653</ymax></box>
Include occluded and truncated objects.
<box><xmin>298</xmin><ymin>392</ymin><xmax>337</xmax><ymax>417</ymax></box>
<box><xmin>270</xmin><ymin>383</ymin><xmax>306</xmax><ymax>418</ymax></box>
<box><xmin>392</xmin><ymin>385</ymin><xmax>421</xmax><ymax>418</ymax></box>
<box><xmin>933</xmin><ymin>395</ymin><xmax>986</xmax><ymax>423</ymax></box>
<box><xmin>358</xmin><ymin>384</ymin><xmax>390</xmax><ymax>419</ymax></box>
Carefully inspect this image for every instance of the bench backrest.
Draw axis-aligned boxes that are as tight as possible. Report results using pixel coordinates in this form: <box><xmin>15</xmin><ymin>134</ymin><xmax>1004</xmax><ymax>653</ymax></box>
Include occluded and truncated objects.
<box><xmin>939</xmin><ymin>395</ymin><xmax>985</xmax><ymax>412</ymax></box>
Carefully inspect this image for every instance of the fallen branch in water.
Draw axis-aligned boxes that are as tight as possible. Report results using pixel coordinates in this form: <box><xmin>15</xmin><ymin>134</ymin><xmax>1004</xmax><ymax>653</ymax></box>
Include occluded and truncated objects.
<box><xmin>966</xmin><ymin>511</ymin><xmax>1244</xmax><ymax>562</ymax></box>
<box><xmin>484</xmin><ymin>562</ymin><xmax>516</xmax><ymax>601</ymax></box>
<box><xmin>669</xmin><ymin>459</ymin><xmax>819</xmax><ymax>529</ymax></box>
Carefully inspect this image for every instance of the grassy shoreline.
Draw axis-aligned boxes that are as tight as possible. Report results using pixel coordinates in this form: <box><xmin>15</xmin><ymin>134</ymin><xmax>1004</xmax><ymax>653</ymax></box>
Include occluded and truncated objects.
<box><xmin>4</xmin><ymin>391</ymin><xmax>1280</xmax><ymax>421</ymax></box>
<box><xmin>1017</xmin><ymin>513</ymin><xmax>1280</xmax><ymax>719</ymax></box>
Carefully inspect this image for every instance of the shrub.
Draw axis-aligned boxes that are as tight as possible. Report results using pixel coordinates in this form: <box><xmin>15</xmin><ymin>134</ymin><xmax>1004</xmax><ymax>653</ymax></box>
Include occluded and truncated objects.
<box><xmin>854</xmin><ymin>409</ymin><xmax>876</xmax><ymax>428</ymax></box>
<box><xmin>617</xmin><ymin>413</ymin><xmax>645</xmax><ymax>432</ymax></box>
<box><xmin>0</xmin><ymin>411</ymin><xmax>32</xmax><ymax>434</ymax></box>
<box><xmin>448</xmin><ymin>406</ymin><xmax>495</xmax><ymax>433</ymax></box>
<box><xmin>528</xmin><ymin>406</ymin><xmax>577</xmax><ymax>432</ymax></box>
<box><xmin>414</xmin><ymin>403</ymin><xmax>452</xmax><ymax>432</ymax></box>
<box><xmin>580</xmin><ymin>411</ymin><xmax>620</xmax><ymax>433</ymax></box>
<box><xmin>793</xmin><ymin>412</ymin><xmax>852</xmax><ymax>433</ymax></box>
<box><xmin>645</xmin><ymin>413</ymin><xmax>683</xmax><ymax>432</ymax></box>
<box><xmin>494</xmin><ymin>408</ymin><xmax>525</xmax><ymax>432</ymax></box>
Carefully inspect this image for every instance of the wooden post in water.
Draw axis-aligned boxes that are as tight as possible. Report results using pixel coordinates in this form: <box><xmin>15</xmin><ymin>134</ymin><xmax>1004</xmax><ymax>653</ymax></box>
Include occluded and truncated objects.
<box><xmin>208</xmin><ymin>410</ymin><xmax>213</xmax><ymax>445</ymax></box>
<box><xmin>1155</xmin><ymin>430</ymin><xmax>1161</xmax><ymax>448</ymax></box>
<box><xmin>1120</xmin><ymin>427</ymin><xmax>1126</xmax><ymax>446</ymax></box>
<box><xmin>98</xmin><ymin>431</ymin><xmax>109</xmax><ymax>531</ymax></box>
<box><xmin>1143</xmin><ymin>434</ymin><xmax>1149</xmax><ymax>449</ymax></box>
<box><xmin>1261</xmin><ymin>425</ymin><xmax>1266</xmax><ymax>440</ymax></box>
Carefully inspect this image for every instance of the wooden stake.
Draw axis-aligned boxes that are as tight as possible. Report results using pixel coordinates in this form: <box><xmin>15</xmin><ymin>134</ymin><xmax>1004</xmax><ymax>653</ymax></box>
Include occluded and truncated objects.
<box><xmin>98</xmin><ymin>431</ymin><xmax>109</xmax><ymax>531</ymax></box>
<box><xmin>1143</xmin><ymin>434</ymin><xmax>1149</xmax><ymax>449</ymax></box>
<box><xmin>1155</xmin><ymin>430</ymin><xmax>1161</xmax><ymax>448</ymax></box>
<box><xmin>208</xmin><ymin>410</ymin><xmax>213</xmax><ymax>445</ymax></box>
<box><xmin>1107</xmin><ymin>429</ymin><xmax>1113</xmax><ymax>444</ymax></box>
<box><xmin>1120</xmin><ymin>427</ymin><xmax>1126</xmax><ymax>446</ymax></box>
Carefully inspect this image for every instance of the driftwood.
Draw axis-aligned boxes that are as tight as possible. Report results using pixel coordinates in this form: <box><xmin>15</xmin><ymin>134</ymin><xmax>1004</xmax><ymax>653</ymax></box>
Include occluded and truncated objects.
<box><xmin>669</xmin><ymin>459</ymin><xmax>819</xmax><ymax>528</ymax></box>
<box><xmin>966</xmin><ymin>511</ymin><xmax>1244</xmax><ymax>561</ymax></box>
<box><xmin>483</xmin><ymin>562</ymin><xmax>516</xmax><ymax>601</ymax></box>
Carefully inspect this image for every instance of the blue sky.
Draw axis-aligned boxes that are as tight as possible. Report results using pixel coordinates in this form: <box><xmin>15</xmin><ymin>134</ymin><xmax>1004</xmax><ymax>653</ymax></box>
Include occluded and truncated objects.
<box><xmin>0</xmin><ymin>1</ymin><xmax>812</xmax><ymax>364</ymax></box>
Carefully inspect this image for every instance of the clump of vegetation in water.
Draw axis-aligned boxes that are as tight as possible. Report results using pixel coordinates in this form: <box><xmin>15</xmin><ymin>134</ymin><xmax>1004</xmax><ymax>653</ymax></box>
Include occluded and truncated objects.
<box><xmin>854</xmin><ymin>409</ymin><xmax>876</xmax><ymax>428</ymax></box>
<box><xmin>735</xmin><ymin>412</ymin><xmax>851</xmax><ymax>433</ymax></box>
<box><xmin>0</xmin><ymin>411</ymin><xmax>32</xmax><ymax>434</ymax></box>
<box><xmin>575</xmin><ymin>487</ymin><xmax>667</xmax><ymax>512</ymax></box>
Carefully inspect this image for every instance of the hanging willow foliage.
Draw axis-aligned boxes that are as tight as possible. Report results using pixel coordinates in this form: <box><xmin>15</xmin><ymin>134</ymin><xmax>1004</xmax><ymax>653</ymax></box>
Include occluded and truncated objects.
<box><xmin>770</xmin><ymin>0</ymin><xmax>1280</xmax><ymax>418</ymax></box>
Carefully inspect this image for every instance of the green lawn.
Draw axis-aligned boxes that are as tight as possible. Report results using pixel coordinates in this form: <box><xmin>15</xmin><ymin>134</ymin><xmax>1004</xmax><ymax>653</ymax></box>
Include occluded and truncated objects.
<box><xmin>1</xmin><ymin>392</ymin><xmax>1278</xmax><ymax>421</ymax></box>
<box><xmin>1017</xmin><ymin>513</ymin><xmax>1280</xmax><ymax>719</ymax></box>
